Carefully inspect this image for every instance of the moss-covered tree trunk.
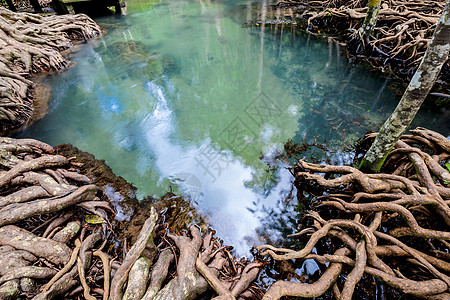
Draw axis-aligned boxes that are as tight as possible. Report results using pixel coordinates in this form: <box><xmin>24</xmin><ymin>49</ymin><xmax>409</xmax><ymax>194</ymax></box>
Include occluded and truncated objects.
<box><xmin>361</xmin><ymin>0</ymin><xmax>382</xmax><ymax>41</ymax></box>
<box><xmin>360</xmin><ymin>1</ymin><xmax>450</xmax><ymax>172</ymax></box>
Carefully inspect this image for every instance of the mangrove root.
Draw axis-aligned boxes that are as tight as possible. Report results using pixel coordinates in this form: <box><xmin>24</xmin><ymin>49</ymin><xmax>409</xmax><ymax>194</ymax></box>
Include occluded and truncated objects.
<box><xmin>257</xmin><ymin>127</ymin><xmax>450</xmax><ymax>299</ymax></box>
<box><xmin>0</xmin><ymin>7</ymin><xmax>101</xmax><ymax>134</ymax></box>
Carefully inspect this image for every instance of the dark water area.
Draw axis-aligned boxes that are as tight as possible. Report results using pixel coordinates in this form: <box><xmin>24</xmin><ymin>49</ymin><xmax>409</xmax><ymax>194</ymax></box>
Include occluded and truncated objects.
<box><xmin>15</xmin><ymin>0</ymin><xmax>450</xmax><ymax>255</ymax></box>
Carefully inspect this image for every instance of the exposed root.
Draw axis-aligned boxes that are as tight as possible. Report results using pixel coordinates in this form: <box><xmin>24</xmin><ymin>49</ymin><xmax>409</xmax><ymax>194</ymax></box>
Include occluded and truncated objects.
<box><xmin>0</xmin><ymin>136</ymin><xmax>264</xmax><ymax>299</ymax></box>
<box><xmin>0</xmin><ymin>225</ymin><xmax>72</xmax><ymax>265</ymax></box>
<box><xmin>257</xmin><ymin>128</ymin><xmax>450</xmax><ymax>299</ymax></box>
<box><xmin>110</xmin><ymin>207</ymin><xmax>157</xmax><ymax>299</ymax></box>
<box><xmin>93</xmin><ymin>249</ymin><xmax>110</xmax><ymax>300</ymax></box>
<box><xmin>141</xmin><ymin>249</ymin><xmax>173</xmax><ymax>300</ymax></box>
<box><xmin>77</xmin><ymin>256</ymin><xmax>95</xmax><ymax>300</ymax></box>
<box><xmin>123</xmin><ymin>257</ymin><xmax>151</xmax><ymax>300</ymax></box>
<box><xmin>250</xmin><ymin>0</ymin><xmax>448</xmax><ymax>95</ymax></box>
<box><xmin>0</xmin><ymin>7</ymin><xmax>101</xmax><ymax>134</ymax></box>
<box><xmin>42</xmin><ymin>239</ymin><xmax>80</xmax><ymax>293</ymax></box>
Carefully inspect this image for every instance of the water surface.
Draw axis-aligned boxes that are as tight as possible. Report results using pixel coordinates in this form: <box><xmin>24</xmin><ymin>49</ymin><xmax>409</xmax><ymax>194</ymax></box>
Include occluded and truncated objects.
<box><xmin>17</xmin><ymin>0</ymin><xmax>449</xmax><ymax>254</ymax></box>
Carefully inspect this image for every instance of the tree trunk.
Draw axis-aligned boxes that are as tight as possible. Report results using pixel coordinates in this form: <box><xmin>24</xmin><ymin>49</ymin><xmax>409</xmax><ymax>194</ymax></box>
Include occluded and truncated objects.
<box><xmin>360</xmin><ymin>1</ymin><xmax>450</xmax><ymax>172</ymax></box>
<box><xmin>361</xmin><ymin>0</ymin><xmax>382</xmax><ymax>41</ymax></box>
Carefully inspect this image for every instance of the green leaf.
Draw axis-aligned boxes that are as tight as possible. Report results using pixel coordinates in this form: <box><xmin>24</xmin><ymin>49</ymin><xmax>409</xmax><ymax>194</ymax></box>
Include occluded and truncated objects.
<box><xmin>85</xmin><ymin>215</ymin><xmax>106</xmax><ymax>224</ymax></box>
<box><xmin>446</xmin><ymin>163</ymin><xmax>450</xmax><ymax>172</ymax></box>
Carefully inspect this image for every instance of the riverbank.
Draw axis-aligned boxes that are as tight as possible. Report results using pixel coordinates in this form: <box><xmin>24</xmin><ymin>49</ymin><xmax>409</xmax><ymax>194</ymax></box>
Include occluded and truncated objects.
<box><xmin>0</xmin><ymin>7</ymin><xmax>101</xmax><ymax>136</ymax></box>
<box><xmin>2</xmin><ymin>130</ymin><xmax>449</xmax><ymax>299</ymax></box>
<box><xmin>0</xmin><ymin>136</ymin><xmax>264</xmax><ymax>299</ymax></box>
<box><xmin>244</xmin><ymin>0</ymin><xmax>449</xmax><ymax>106</ymax></box>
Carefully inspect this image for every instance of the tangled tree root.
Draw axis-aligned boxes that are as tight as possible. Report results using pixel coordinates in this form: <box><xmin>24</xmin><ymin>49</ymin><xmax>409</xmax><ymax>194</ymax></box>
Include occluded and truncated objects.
<box><xmin>256</xmin><ymin>127</ymin><xmax>450</xmax><ymax>299</ymax></box>
<box><xmin>0</xmin><ymin>136</ymin><xmax>264</xmax><ymax>299</ymax></box>
<box><xmin>304</xmin><ymin>0</ymin><xmax>446</xmax><ymax>74</ymax></box>
<box><xmin>0</xmin><ymin>7</ymin><xmax>101</xmax><ymax>134</ymax></box>
<box><xmin>3</xmin><ymin>131</ymin><xmax>448</xmax><ymax>299</ymax></box>
<box><xmin>249</xmin><ymin>0</ymin><xmax>448</xmax><ymax>94</ymax></box>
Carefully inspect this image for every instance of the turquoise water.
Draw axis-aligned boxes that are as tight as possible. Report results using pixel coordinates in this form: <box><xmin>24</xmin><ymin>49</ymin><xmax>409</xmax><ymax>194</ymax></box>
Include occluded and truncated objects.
<box><xmin>17</xmin><ymin>0</ymin><xmax>449</xmax><ymax>254</ymax></box>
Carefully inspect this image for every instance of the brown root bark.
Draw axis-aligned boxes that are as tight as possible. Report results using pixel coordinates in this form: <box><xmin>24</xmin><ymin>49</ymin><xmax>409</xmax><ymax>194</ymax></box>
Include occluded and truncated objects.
<box><xmin>263</xmin><ymin>248</ymin><xmax>349</xmax><ymax>299</ymax></box>
<box><xmin>0</xmin><ymin>184</ymin><xmax>97</xmax><ymax>227</ymax></box>
<box><xmin>141</xmin><ymin>249</ymin><xmax>174</xmax><ymax>300</ymax></box>
<box><xmin>93</xmin><ymin>249</ymin><xmax>111</xmax><ymax>300</ymax></box>
<box><xmin>0</xmin><ymin>279</ymin><xmax>19</xmax><ymax>300</ymax></box>
<box><xmin>258</xmin><ymin>128</ymin><xmax>450</xmax><ymax>299</ymax></box>
<box><xmin>51</xmin><ymin>220</ymin><xmax>81</xmax><ymax>243</ymax></box>
<box><xmin>153</xmin><ymin>225</ymin><xmax>207</xmax><ymax>300</ymax></box>
<box><xmin>0</xmin><ymin>248</ymin><xmax>37</xmax><ymax>274</ymax></box>
<box><xmin>0</xmin><ymin>266</ymin><xmax>57</xmax><ymax>285</ymax></box>
<box><xmin>123</xmin><ymin>257</ymin><xmax>151</xmax><ymax>300</ymax></box>
<box><xmin>259</xmin><ymin>0</ymin><xmax>448</xmax><ymax>89</ymax></box>
<box><xmin>0</xmin><ymin>137</ymin><xmax>110</xmax><ymax>299</ymax></box>
<box><xmin>0</xmin><ymin>225</ymin><xmax>71</xmax><ymax>265</ymax></box>
<box><xmin>32</xmin><ymin>266</ymin><xmax>78</xmax><ymax>300</ymax></box>
<box><xmin>0</xmin><ymin>7</ymin><xmax>101</xmax><ymax>134</ymax></box>
<box><xmin>110</xmin><ymin>207</ymin><xmax>157</xmax><ymax>300</ymax></box>
<box><xmin>0</xmin><ymin>136</ymin><xmax>265</xmax><ymax>299</ymax></box>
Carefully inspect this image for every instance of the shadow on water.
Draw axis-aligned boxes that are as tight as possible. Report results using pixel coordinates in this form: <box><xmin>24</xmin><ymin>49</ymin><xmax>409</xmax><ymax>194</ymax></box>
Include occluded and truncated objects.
<box><xmin>15</xmin><ymin>0</ymin><xmax>449</xmax><ymax>255</ymax></box>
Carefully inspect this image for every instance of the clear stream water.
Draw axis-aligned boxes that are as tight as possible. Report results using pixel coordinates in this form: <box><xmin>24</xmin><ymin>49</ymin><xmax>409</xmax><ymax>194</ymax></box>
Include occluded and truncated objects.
<box><xmin>16</xmin><ymin>0</ymin><xmax>450</xmax><ymax>254</ymax></box>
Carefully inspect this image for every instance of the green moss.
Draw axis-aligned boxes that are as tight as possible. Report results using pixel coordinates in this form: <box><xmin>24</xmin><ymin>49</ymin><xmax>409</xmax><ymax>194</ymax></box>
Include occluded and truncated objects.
<box><xmin>359</xmin><ymin>153</ymin><xmax>388</xmax><ymax>173</ymax></box>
